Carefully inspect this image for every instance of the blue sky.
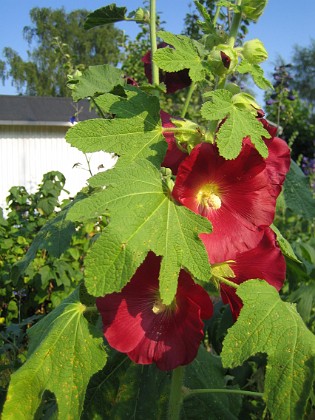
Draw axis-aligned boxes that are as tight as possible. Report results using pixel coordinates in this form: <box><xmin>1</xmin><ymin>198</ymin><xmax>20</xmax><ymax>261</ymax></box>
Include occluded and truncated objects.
<box><xmin>0</xmin><ymin>0</ymin><xmax>314</xmax><ymax>105</ymax></box>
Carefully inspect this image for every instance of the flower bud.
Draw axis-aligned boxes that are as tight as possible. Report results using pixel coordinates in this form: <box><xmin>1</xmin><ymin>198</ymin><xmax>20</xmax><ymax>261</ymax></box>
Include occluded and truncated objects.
<box><xmin>242</xmin><ymin>39</ymin><xmax>268</xmax><ymax>64</ymax></box>
<box><xmin>208</xmin><ymin>45</ymin><xmax>239</xmax><ymax>76</ymax></box>
<box><xmin>241</xmin><ymin>0</ymin><xmax>268</xmax><ymax>21</ymax></box>
<box><xmin>171</xmin><ymin>119</ymin><xmax>204</xmax><ymax>152</ymax></box>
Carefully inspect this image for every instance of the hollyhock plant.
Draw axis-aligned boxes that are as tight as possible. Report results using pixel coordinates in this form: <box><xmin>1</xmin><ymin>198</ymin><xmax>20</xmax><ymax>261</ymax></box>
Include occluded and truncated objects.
<box><xmin>96</xmin><ymin>252</ymin><xmax>213</xmax><ymax>371</ymax></box>
<box><xmin>204</xmin><ymin>227</ymin><xmax>286</xmax><ymax>319</ymax></box>
<box><xmin>160</xmin><ymin>110</ymin><xmax>187</xmax><ymax>174</ymax></box>
<box><xmin>142</xmin><ymin>42</ymin><xmax>191</xmax><ymax>93</ymax></box>
<box><xmin>172</xmin><ymin>142</ymin><xmax>278</xmax><ymax>254</ymax></box>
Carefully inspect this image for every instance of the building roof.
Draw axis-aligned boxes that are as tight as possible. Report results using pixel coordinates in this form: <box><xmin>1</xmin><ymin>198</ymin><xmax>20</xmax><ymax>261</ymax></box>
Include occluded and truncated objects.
<box><xmin>0</xmin><ymin>95</ymin><xmax>98</xmax><ymax>126</ymax></box>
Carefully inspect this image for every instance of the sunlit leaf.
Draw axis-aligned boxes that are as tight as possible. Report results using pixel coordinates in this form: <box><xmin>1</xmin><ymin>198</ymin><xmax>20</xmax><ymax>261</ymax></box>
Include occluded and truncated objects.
<box><xmin>221</xmin><ymin>280</ymin><xmax>315</xmax><ymax>420</ymax></box>
<box><xmin>67</xmin><ymin>160</ymin><xmax>211</xmax><ymax>304</ymax></box>
<box><xmin>201</xmin><ymin>89</ymin><xmax>269</xmax><ymax>159</ymax></box>
<box><xmin>2</xmin><ymin>288</ymin><xmax>107</xmax><ymax>419</ymax></box>
<box><xmin>84</xmin><ymin>4</ymin><xmax>128</xmax><ymax>29</ymax></box>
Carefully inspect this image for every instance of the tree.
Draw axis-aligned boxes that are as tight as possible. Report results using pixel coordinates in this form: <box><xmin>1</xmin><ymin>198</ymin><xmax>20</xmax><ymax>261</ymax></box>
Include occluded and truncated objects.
<box><xmin>264</xmin><ymin>59</ymin><xmax>315</xmax><ymax>160</ymax></box>
<box><xmin>0</xmin><ymin>7</ymin><xmax>124</xmax><ymax>96</ymax></box>
<box><xmin>291</xmin><ymin>39</ymin><xmax>315</xmax><ymax>107</ymax></box>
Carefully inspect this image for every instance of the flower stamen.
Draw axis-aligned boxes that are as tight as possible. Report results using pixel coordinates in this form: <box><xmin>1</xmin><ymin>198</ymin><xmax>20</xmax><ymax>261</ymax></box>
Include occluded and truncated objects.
<box><xmin>152</xmin><ymin>299</ymin><xmax>167</xmax><ymax>314</ymax></box>
<box><xmin>197</xmin><ymin>183</ymin><xmax>222</xmax><ymax>211</ymax></box>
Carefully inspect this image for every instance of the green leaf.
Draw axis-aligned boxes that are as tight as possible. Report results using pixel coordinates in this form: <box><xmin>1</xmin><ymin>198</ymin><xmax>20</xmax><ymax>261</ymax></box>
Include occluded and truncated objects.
<box><xmin>12</xmin><ymin>208</ymin><xmax>76</xmax><ymax>281</ymax></box>
<box><xmin>221</xmin><ymin>280</ymin><xmax>315</xmax><ymax>420</ymax></box>
<box><xmin>283</xmin><ymin>160</ymin><xmax>315</xmax><ymax>220</ymax></box>
<box><xmin>109</xmin><ymin>364</ymin><xmax>169</xmax><ymax>419</ymax></box>
<box><xmin>66</xmin><ymin>90</ymin><xmax>166</xmax><ymax>169</ymax></box>
<box><xmin>84</xmin><ymin>4</ymin><xmax>128</xmax><ymax>29</ymax></box>
<box><xmin>2</xmin><ymin>288</ymin><xmax>107</xmax><ymax>419</ymax></box>
<box><xmin>154</xmin><ymin>31</ymin><xmax>206</xmax><ymax>82</ymax></box>
<box><xmin>183</xmin><ymin>347</ymin><xmax>241</xmax><ymax>419</ymax></box>
<box><xmin>201</xmin><ymin>89</ymin><xmax>269</xmax><ymax>159</ymax></box>
<box><xmin>71</xmin><ymin>64</ymin><xmax>124</xmax><ymax>102</ymax></box>
<box><xmin>288</xmin><ymin>282</ymin><xmax>315</xmax><ymax>323</ymax></box>
<box><xmin>82</xmin><ymin>352</ymin><xmax>131</xmax><ymax>419</ymax></box>
<box><xmin>271</xmin><ymin>224</ymin><xmax>301</xmax><ymax>263</ymax></box>
<box><xmin>67</xmin><ymin>160</ymin><xmax>211</xmax><ymax>304</ymax></box>
<box><xmin>237</xmin><ymin>60</ymin><xmax>273</xmax><ymax>90</ymax></box>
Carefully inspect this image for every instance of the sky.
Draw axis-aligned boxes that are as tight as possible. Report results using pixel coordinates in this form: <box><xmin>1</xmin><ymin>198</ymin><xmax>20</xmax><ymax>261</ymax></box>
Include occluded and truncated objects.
<box><xmin>0</xmin><ymin>0</ymin><xmax>314</xmax><ymax>105</ymax></box>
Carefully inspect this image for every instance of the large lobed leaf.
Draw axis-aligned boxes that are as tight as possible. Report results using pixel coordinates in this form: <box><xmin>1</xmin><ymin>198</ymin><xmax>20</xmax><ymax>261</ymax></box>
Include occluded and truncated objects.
<box><xmin>71</xmin><ymin>64</ymin><xmax>124</xmax><ymax>102</ymax></box>
<box><xmin>154</xmin><ymin>31</ymin><xmax>207</xmax><ymax>82</ymax></box>
<box><xmin>67</xmin><ymin>160</ymin><xmax>212</xmax><ymax>304</ymax></box>
<box><xmin>221</xmin><ymin>280</ymin><xmax>315</xmax><ymax>420</ymax></box>
<box><xmin>237</xmin><ymin>60</ymin><xmax>273</xmax><ymax>90</ymax></box>
<box><xmin>2</xmin><ymin>288</ymin><xmax>107</xmax><ymax>419</ymax></box>
<box><xmin>66</xmin><ymin>88</ymin><xmax>166</xmax><ymax>169</ymax></box>
<box><xmin>83</xmin><ymin>346</ymin><xmax>240</xmax><ymax>419</ymax></box>
<box><xmin>201</xmin><ymin>89</ymin><xmax>269</xmax><ymax>159</ymax></box>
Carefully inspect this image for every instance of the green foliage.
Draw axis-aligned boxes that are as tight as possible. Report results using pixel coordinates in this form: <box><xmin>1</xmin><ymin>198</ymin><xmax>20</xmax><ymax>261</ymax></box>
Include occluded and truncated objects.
<box><xmin>221</xmin><ymin>280</ymin><xmax>315</xmax><ymax>420</ymax></box>
<box><xmin>70</xmin><ymin>64</ymin><xmax>124</xmax><ymax>102</ymax></box>
<box><xmin>66</xmin><ymin>78</ymin><xmax>166</xmax><ymax>169</ymax></box>
<box><xmin>237</xmin><ymin>60</ymin><xmax>273</xmax><ymax>90</ymax></box>
<box><xmin>154</xmin><ymin>31</ymin><xmax>208</xmax><ymax>82</ymax></box>
<box><xmin>283</xmin><ymin>160</ymin><xmax>315</xmax><ymax>220</ymax></box>
<box><xmin>1</xmin><ymin>2</ymin><xmax>315</xmax><ymax>419</ymax></box>
<box><xmin>84</xmin><ymin>4</ymin><xmax>128</xmax><ymax>29</ymax></box>
<box><xmin>291</xmin><ymin>39</ymin><xmax>315</xmax><ymax>106</ymax></box>
<box><xmin>0</xmin><ymin>7</ymin><xmax>123</xmax><ymax>96</ymax></box>
<box><xmin>183</xmin><ymin>347</ymin><xmax>241</xmax><ymax>419</ymax></box>
<box><xmin>2</xmin><ymin>287</ymin><xmax>107</xmax><ymax>419</ymax></box>
<box><xmin>67</xmin><ymin>160</ymin><xmax>211</xmax><ymax>304</ymax></box>
<box><xmin>201</xmin><ymin>89</ymin><xmax>269</xmax><ymax>159</ymax></box>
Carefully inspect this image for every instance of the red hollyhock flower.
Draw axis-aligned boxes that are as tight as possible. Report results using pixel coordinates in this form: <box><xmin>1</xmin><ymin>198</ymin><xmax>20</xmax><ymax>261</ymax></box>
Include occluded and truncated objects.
<box><xmin>206</xmin><ymin>228</ymin><xmax>286</xmax><ymax>319</ymax></box>
<box><xmin>142</xmin><ymin>42</ymin><xmax>191</xmax><ymax>93</ymax></box>
<box><xmin>172</xmin><ymin>142</ymin><xmax>277</xmax><ymax>254</ymax></box>
<box><xmin>96</xmin><ymin>252</ymin><xmax>213</xmax><ymax>371</ymax></box>
<box><xmin>160</xmin><ymin>110</ymin><xmax>187</xmax><ymax>174</ymax></box>
<box><xmin>245</xmin><ymin>118</ymin><xmax>291</xmax><ymax>196</ymax></box>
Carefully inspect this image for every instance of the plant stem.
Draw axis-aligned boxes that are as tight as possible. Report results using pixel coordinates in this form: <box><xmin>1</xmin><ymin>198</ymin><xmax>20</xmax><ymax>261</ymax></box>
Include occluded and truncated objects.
<box><xmin>184</xmin><ymin>388</ymin><xmax>263</xmax><ymax>399</ymax></box>
<box><xmin>213</xmin><ymin>5</ymin><xmax>221</xmax><ymax>25</ymax></box>
<box><xmin>84</xmin><ymin>306</ymin><xmax>98</xmax><ymax>313</ymax></box>
<box><xmin>150</xmin><ymin>0</ymin><xmax>159</xmax><ymax>86</ymax></box>
<box><xmin>228</xmin><ymin>0</ymin><xmax>243</xmax><ymax>47</ymax></box>
<box><xmin>181</xmin><ymin>81</ymin><xmax>196</xmax><ymax>118</ymax></box>
<box><xmin>162</xmin><ymin>127</ymin><xmax>199</xmax><ymax>135</ymax></box>
<box><xmin>216</xmin><ymin>275</ymin><xmax>239</xmax><ymax>289</ymax></box>
<box><xmin>168</xmin><ymin>366</ymin><xmax>185</xmax><ymax>420</ymax></box>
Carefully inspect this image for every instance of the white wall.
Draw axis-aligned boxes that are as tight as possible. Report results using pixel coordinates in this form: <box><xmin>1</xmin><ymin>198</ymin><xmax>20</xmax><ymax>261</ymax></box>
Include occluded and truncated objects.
<box><xmin>0</xmin><ymin>125</ymin><xmax>116</xmax><ymax>211</ymax></box>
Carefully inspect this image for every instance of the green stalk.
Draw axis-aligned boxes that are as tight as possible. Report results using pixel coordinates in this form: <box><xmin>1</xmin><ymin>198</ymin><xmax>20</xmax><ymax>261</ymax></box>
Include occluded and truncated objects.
<box><xmin>213</xmin><ymin>5</ymin><xmax>221</xmax><ymax>25</ymax></box>
<box><xmin>181</xmin><ymin>81</ymin><xmax>196</xmax><ymax>118</ymax></box>
<box><xmin>215</xmin><ymin>275</ymin><xmax>239</xmax><ymax>289</ymax></box>
<box><xmin>228</xmin><ymin>0</ymin><xmax>243</xmax><ymax>47</ymax></box>
<box><xmin>168</xmin><ymin>366</ymin><xmax>185</xmax><ymax>420</ymax></box>
<box><xmin>184</xmin><ymin>388</ymin><xmax>263</xmax><ymax>399</ymax></box>
<box><xmin>162</xmin><ymin>127</ymin><xmax>198</xmax><ymax>135</ymax></box>
<box><xmin>150</xmin><ymin>0</ymin><xmax>159</xmax><ymax>86</ymax></box>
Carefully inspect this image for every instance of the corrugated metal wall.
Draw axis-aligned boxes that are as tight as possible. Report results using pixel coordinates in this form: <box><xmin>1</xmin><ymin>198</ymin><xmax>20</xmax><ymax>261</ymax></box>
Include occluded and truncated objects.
<box><xmin>0</xmin><ymin>125</ymin><xmax>116</xmax><ymax>210</ymax></box>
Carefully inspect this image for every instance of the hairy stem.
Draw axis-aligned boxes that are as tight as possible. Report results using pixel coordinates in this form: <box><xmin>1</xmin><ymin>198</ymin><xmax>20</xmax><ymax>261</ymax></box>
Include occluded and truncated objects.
<box><xmin>184</xmin><ymin>388</ymin><xmax>264</xmax><ymax>399</ymax></box>
<box><xmin>181</xmin><ymin>82</ymin><xmax>196</xmax><ymax>118</ymax></box>
<box><xmin>150</xmin><ymin>0</ymin><xmax>159</xmax><ymax>85</ymax></box>
<box><xmin>228</xmin><ymin>0</ymin><xmax>243</xmax><ymax>47</ymax></box>
<box><xmin>168</xmin><ymin>366</ymin><xmax>185</xmax><ymax>420</ymax></box>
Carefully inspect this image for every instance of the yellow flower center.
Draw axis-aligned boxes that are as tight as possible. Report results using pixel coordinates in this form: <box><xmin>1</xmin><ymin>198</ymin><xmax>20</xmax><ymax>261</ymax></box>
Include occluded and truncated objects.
<box><xmin>197</xmin><ymin>183</ymin><xmax>222</xmax><ymax>211</ymax></box>
<box><xmin>152</xmin><ymin>298</ymin><xmax>167</xmax><ymax>314</ymax></box>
